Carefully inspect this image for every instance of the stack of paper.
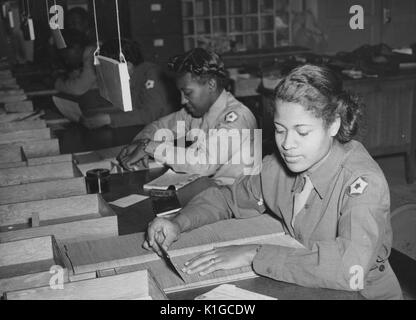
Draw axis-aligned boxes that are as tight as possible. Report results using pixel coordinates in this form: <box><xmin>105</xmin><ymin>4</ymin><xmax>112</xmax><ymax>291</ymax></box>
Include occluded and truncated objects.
<box><xmin>143</xmin><ymin>169</ymin><xmax>200</xmax><ymax>191</ymax></box>
<box><xmin>195</xmin><ymin>284</ymin><xmax>277</xmax><ymax>300</ymax></box>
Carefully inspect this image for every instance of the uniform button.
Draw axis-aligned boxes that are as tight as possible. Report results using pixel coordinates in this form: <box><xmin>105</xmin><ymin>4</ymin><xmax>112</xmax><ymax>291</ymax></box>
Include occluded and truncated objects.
<box><xmin>379</xmin><ymin>264</ymin><xmax>385</xmax><ymax>272</ymax></box>
<box><xmin>304</xmin><ymin>204</ymin><xmax>310</xmax><ymax>210</ymax></box>
<box><xmin>266</xmin><ymin>267</ymin><xmax>272</xmax><ymax>274</ymax></box>
<box><xmin>298</xmin><ymin>234</ymin><xmax>303</xmax><ymax>242</ymax></box>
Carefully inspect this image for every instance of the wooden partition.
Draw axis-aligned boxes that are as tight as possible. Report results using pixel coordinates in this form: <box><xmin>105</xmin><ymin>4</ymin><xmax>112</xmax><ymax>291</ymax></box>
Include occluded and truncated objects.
<box><xmin>0</xmin><ymin>177</ymin><xmax>87</xmax><ymax>205</ymax></box>
<box><xmin>0</xmin><ymin>235</ymin><xmax>68</xmax><ymax>295</ymax></box>
<box><xmin>4</xmin><ymin>270</ymin><xmax>166</xmax><ymax>300</ymax></box>
<box><xmin>0</xmin><ymin>194</ymin><xmax>118</xmax><ymax>243</ymax></box>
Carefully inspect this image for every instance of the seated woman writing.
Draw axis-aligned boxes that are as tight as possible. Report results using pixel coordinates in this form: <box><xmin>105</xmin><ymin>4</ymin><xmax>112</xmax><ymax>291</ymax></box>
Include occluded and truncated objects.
<box><xmin>143</xmin><ymin>64</ymin><xmax>402</xmax><ymax>300</ymax></box>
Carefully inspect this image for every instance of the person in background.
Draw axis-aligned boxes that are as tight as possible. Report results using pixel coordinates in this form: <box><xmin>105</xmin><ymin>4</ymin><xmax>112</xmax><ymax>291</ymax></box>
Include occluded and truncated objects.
<box><xmin>144</xmin><ymin>64</ymin><xmax>402</xmax><ymax>300</ymax></box>
<box><xmin>53</xmin><ymin>29</ymin><xmax>99</xmax><ymax>100</ymax></box>
<box><xmin>81</xmin><ymin>38</ymin><xmax>180</xmax><ymax>129</ymax></box>
<box><xmin>47</xmin><ymin>7</ymin><xmax>94</xmax><ymax>71</ymax></box>
<box><xmin>65</xmin><ymin>7</ymin><xmax>94</xmax><ymax>44</ymax></box>
<box><xmin>118</xmin><ymin>48</ymin><xmax>259</xmax><ymax>185</ymax></box>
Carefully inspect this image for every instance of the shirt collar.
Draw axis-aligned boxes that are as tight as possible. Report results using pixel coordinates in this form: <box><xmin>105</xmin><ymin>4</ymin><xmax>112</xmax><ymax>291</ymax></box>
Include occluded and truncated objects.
<box><xmin>291</xmin><ymin>140</ymin><xmax>347</xmax><ymax>199</ymax></box>
<box><xmin>202</xmin><ymin>90</ymin><xmax>228</xmax><ymax>127</ymax></box>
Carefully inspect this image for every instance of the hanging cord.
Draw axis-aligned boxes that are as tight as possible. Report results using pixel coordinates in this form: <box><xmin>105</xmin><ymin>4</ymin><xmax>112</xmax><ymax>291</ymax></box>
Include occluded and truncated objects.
<box><xmin>26</xmin><ymin>0</ymin><xmax>30</xmax><ymax>17</ymax></box>
<box><xmin>45</xmin><ymin>0</ymin><xmax>58</xmax><ymax>28</ymax></box>
<box><xmin>20</xmin><ymin>0</ymin><xmax>26</xmax><ymax>17</ymax></box>
<box><xmin>115</xmin><ymin>0</ymin><xmax>125</xmax><ymax>63</ymax></box>
<box><xmin>45</xmin><ymin>0</ymin><xmax>49</xmax><ymax>24</ymax></box>
<box><xmin>92</xmin><ymin>0</ymin><xmax>100</xmax><ymax>63</ymax></box>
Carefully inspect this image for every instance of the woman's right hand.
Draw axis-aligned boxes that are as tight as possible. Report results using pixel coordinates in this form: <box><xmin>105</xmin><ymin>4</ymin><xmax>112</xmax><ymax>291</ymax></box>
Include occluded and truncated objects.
<box><xmin>117</xmin><ymin>143</ymin><xmax>138</xmax><ymax>162</ymax></box>
<box><xmin>143</xmin><ymin>218</ymin><xmax>181</xmax><ymax>256</ymax></box>
<box><xmin>117</xmin><ymin>140</ymin><xmax>147</xmax><ymax>169</ymax></box>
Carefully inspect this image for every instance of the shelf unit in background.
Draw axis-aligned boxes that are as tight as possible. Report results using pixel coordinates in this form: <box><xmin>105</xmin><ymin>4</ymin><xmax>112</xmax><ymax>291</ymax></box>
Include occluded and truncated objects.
<box><xmin>128</xmin><ymin>0</ymin><xmax>184</xmax><ymax>66</ymax></box>
<box><xmin>181</xmin><ymin>0</ymin><xmax>293</xmax><ymax>53</ymax></box>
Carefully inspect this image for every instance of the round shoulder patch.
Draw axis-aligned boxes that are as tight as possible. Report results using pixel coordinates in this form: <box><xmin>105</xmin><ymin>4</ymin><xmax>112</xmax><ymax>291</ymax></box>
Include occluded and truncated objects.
<box><xmin>349</xmin><ymin>177</ymin><xmax>368</xmax><ymax>196</ymax></box>
<box><xmin>145</xmin><ymin>79</ymin><xmax>155</xmax><ymax>89</ymax></box>
<box><xmin>225</xmin><ymin>111</ymin><xmax>238</xmax><ymax>123</ymax></box>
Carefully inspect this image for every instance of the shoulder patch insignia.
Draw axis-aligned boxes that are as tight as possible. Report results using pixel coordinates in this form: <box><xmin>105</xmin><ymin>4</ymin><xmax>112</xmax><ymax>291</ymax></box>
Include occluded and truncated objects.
<box><xmin>349</xmin><ymin>177</ymin><xmax>368</xmax><ymax>196</ymax></box>
<box><xmin>145</xmin><ymin>79</ymin><xmax>155</xmax><ymax>89</ymax></box>
<box><xmin>257</xmin><ymin>198</ymin><xmax>264</xmax><ymax>207</ymax></box>
<box><xmin>225</xmin><ymin>111</ymin><xmax>238</xmax><ymax>123</ymax></box>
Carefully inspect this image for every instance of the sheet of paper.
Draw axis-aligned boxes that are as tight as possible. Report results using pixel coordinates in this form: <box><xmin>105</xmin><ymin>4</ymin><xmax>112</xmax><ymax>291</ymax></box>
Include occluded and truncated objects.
<box><xmin>143</xmin><ymin>169</ymin><xmax>200</xmax><ymax>190</ymax></box>
<box><xmin>195</xmin><ymin>284</ymin><xmax>277</xmax><ymax>300</ymax></box>
<box><xmin>52</xmin><ymin>96</ymin><xmax>82</xmax><ymax>123</ymax></box>
<box><xmin>110</xmin><ymin>194</ymin><xmax>149</xmax><ymax>208</ymax></box>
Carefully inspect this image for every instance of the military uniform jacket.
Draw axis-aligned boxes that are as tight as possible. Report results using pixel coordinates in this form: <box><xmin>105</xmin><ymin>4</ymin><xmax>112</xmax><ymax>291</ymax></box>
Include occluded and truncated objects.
<box><xmin>175</xmin><ymin>140</ymin><xmax>403</xmax><ymax>299</ymax></box>
<box><xmin>134</xmin><ymin>90</ymin><xmax>259</xmax><ymax>185</ymax></box>
<box><xmin>54</xmin><ymin>46</ymin><xmax>97</xmax><ymax>96</ymax></box>
<box><xmin>109</xmin><ymin>62</ymin><xmax>178</xmax><ymax>127</ymax></box>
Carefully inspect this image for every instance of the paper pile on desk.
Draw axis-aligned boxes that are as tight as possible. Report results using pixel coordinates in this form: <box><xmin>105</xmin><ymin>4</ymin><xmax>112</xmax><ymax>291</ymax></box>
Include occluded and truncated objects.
<box><xmin>110</xmin><ymin>194</ymin><xmax>149</xmax><ymax>208</ymax></box>
<box><xmin>195</xmin><ymin>284</ymin><xmax>277</xmax><ymax>300</ymax></box>
<box><xmin>143</xmin><ymin>169</ymin><xmax>200</xmax><ymax>190</ymax></box>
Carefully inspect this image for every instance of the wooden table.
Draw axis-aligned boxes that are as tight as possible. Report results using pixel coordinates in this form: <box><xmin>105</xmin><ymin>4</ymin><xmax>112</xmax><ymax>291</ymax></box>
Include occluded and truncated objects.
<box><xmin>168</xmin><ymin>277</ymin><xmax>364</xmax><ymax>300</ymax></box>
<box><xmin>54</xmin><ymin>117</ymin><xmax>414</xmax><ymax>300</ymax></box>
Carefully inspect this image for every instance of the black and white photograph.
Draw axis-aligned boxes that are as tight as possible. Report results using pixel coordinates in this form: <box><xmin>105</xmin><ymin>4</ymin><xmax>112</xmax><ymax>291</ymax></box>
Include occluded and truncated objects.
<box><xmin>0</xmin><ymin>0</ymin><xmax>415</xmax><ymax>306</ymax></box>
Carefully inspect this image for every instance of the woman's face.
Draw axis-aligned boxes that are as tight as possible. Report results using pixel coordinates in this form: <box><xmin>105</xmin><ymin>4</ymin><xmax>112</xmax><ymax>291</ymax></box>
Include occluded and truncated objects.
<box><xmin>274</xmin><ymin>101</ymin><xmax>340</xmax><ymax>173</ymax></box>
<box><xmin>176</xmin><ymin>73</ymin><xmax>217</xmax><ymax>118</ymax></box>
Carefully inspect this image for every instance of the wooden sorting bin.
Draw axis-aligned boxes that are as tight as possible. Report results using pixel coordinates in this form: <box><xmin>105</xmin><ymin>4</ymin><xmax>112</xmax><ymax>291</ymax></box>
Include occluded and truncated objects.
<box><xmin>0</xmin><ymin>194</ymin><xmax>118</xmax><ymax>243</ymax></box>
<box><xmin>0</xmin><ymin>235</ymin><xmax>68</xmax><ymax>295</ymax></box>
<box><xmin>4</xmin><ymin>269</ymin><xmax>167</xmax><ymax>300</ymax></box>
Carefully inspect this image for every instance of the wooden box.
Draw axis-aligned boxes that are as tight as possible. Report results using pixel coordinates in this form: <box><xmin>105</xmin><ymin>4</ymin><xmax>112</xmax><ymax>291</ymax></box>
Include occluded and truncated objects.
<box><xmin>4</xmin><ymin>269</ymin><xmax>167</xmax><ymax>300</ymax></box>
<box><xmin>0</xmin><ymin>235</ymin><xmax>68</xmax><ymax>295</ymax></box>
<box><xmin>0</xmin><ymin>161</ymin><xmax>81</xmax><ymax>187</ymax></box>
<box><xmin>0</xmin><ymin>154</ymin><xmax>72</xmax><ymax>170</ymax></box>
<box><xmin>0</xmin><ymin>194</ymin><xmax>118</xmax><ymax>243</ymax></box>
<box><xmin>0</xmin><ymin>139</ymin><xmax>60</xmax><ymax>164</ymax></box>
<box><xmin>4</xmin><ymin>100</ymin><xmax>34</xmax><ymax>113</ymax></box>
<box><xmin>26</xmin><ymin>154</ymin><xmax>74</xmax><ymax>166</ymax></box>
<box><xmin>0</xmin><ymin>94</ymin><xmax>26</xmax><ymax>104</ymax></box>
<box><xmin>0</xmin><ymin>120</ymin><xmax>46</xmax><ymax>133</ymax></box>
<box><xmin>74</xmin><ymin>146</ymin><xmax>125</xmax><ymax>175</ymax></box>
<box><xmin>0</xmin><ymin>177</ymin><xmax>87</xmax><ymax>205</ymax></box>
<box><xmin>0</xmin><ymin>128</ymin><xmax>51</xmax><ymax>145</ymax></box>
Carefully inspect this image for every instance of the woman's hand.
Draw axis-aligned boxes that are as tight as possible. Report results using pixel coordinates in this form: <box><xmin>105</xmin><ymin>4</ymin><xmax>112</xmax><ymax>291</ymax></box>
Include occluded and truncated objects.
<box><xmin>143</xmin><ymin>217</ymin><xmax>181</xmax><ymax>256</ymax></box>
<box><xmin>117</xmin><ymin>143</ymin><xmax>139</xmax><ymax>162</ymax></box>
<box><xmin>181</xmin><ymin>245</ymin><xmax>260</xmax><ymax>276</ymax></box>
<box><xmin>121</xmin><ymin>147</ymin><xmax>148</xmax><ymax>171</ymax></box>
<box><xmin>118</xmin><ymin>140</ymin><xmax>151</xmax><ymax>170</ymax></box>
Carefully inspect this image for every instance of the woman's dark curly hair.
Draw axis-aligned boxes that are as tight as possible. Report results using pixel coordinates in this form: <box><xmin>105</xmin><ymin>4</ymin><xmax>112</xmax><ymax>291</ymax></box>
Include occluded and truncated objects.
<box><xmin>167</xmin><ymin>48</ymin><xmax>228</xmax><ymax>90</ymax></box>
<box><xmin>274</xmin><ymin>64</ymin><xmax>362</xmax><ymax>143</ymax></box>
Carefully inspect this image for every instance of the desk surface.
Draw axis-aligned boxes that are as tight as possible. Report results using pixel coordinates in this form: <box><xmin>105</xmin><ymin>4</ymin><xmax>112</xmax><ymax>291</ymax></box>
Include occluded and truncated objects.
<box><xmin>99</xmin><ymin>170</ymin><xmax>369</xmax><ymax>300</ymax></box>
<box><xmin>57</xmin><ymin>125</ymin><xmax>414</xmax><ymax>299</ymax></box>
<box><xmin>167</xmin><ymin>277</ymin><xmax>364</xmax><ymax>300</ymax></box>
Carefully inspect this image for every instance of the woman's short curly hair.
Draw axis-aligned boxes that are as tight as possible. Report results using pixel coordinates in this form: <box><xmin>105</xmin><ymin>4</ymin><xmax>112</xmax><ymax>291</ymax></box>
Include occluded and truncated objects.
<box><xmin>168</xmin><ymin>48</ymin><xmax>228</xmax><ymax>90</ymax></box>
<box><xmin>274</xmin><ymin>64</ymin><xmax>362</xmax><ymax>143</ymax></box>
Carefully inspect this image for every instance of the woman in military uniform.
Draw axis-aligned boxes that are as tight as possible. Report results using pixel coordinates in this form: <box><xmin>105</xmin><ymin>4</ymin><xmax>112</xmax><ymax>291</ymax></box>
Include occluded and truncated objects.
<box><xmin>118</xmin><ymin>48</ymin><xmax>259</xmax><ymax>185</ymax></box>
<box><xmin>144</xmin><ymin>64</ymin><xmax>402</xmax><ymax>299</ymax></box>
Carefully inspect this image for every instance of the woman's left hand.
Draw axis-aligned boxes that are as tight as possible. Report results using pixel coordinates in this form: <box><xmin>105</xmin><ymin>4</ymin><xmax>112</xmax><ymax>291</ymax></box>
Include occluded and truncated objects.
<box><xmin>181</xmin><ymin>245</ymin><xmax>260</xmax><ymax>276</ymax></box>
